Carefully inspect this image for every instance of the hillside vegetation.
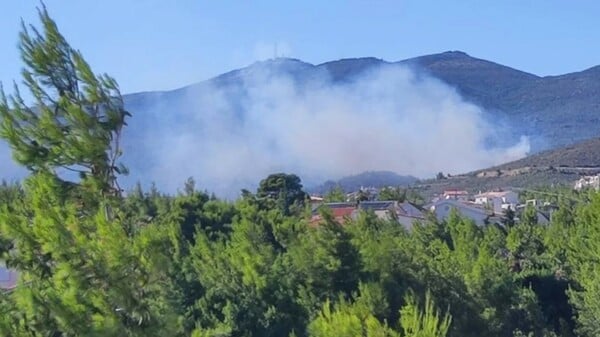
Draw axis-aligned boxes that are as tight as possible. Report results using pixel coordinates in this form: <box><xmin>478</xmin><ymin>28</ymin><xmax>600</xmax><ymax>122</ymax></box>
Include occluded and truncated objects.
<box><xmin>492</xmin><ymin>137</ymin><xmax>600</xmax><ymax>169</ymax></box>
<box><xmin>417</xmin><ymin>137</ymin><xmax>600</xmax><ymax>197</ymax></box>
<box><xmin>4</xmin><ymin>7</ymin><xmax>600</xmax><ymax>337</ymax></box>
<box><xmin>311</xmin><ymin>171</ymin><xmax>418</xmax><ymax>194</ymax></box>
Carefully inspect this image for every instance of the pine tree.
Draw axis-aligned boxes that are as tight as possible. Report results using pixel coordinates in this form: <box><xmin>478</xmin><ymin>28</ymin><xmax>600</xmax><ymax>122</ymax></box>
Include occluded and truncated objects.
<box><xmin>323</xmin><ymin>185</ymin><xmax>346</xmax><ymax>202</ymax></box>
<box><xmin>0</xmin><ymin>5</ymin><xmax>129</xmax><ymax>198</ymax></box>
<box><xmin>0</xmin><ymin>6</ymin><xmax>180</xmax><ymax>336</ymax></box>
<box><xmin>567</xmin><ymin>192</ymin><xmax>600</xmax><ymax>337</ymax></box>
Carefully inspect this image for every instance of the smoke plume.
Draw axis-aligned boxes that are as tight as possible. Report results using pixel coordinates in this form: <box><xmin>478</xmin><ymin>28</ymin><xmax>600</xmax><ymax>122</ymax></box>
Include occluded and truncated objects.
<box><xmin>121</xmin><ymin>61</ymin><xmax>530</xmax><ymax>197</ymax></box>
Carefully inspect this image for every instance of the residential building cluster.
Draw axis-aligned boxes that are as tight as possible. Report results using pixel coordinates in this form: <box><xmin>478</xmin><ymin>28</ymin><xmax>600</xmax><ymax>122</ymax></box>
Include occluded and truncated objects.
<box><xmin>0</xmin><ymin>187</ymin><xmax>559</xmax><ymax>291</ymax></box>
<box><xmin>309</xmin><ymin>200</ymin><xmax>426</xmax><ymax>228</ymax></box>
<box><xmin>428</xmin><ymin>189</ymin><xmax>530</xmax><ymax>226</ymax></box>
<box><xmin>574</xmin><ymin>174</ymin><xmax>600</xmax><ymax>190</ymax></box>
<box><xmin>310</xmin><ymin>187</ymin><xmax>555</xmax><ymax>229</ymax></box>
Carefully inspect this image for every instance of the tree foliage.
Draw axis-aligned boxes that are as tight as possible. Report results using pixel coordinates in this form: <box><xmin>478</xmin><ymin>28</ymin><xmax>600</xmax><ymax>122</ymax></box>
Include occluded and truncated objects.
<box><xmin>1</xmin><ymin>5</ymin><xmax>600</xmax><ymax>337</ymax></box>
<box><xmin>256</xmin><ymin>173</ymin><xmax>308</xmax><ymax>215</ymax></box>
<box><xmin>0</xmin><ymin>5</ymin><xmax>129</xmax><ymax>197</ymax></box>
<box><xmin>323</xmin><ymin>185</ymin><xmax>346</xmax><ymax>203</ymax></box>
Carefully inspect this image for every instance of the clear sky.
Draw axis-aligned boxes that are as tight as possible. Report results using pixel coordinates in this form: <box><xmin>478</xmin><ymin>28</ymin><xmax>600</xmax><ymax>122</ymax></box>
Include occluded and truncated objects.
<box><xmin>1</xmin><ymin>0</ymin><xmax>599</xmax><ymax>95</ymax></box>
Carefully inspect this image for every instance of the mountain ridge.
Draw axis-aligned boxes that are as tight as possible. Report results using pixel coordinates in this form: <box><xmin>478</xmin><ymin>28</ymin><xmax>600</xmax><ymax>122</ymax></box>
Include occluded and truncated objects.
<box><xmin>123</xmin><ymin>51</ymin><xmax>600</xmax><ymax>154</ymax></box>
<box><xmin>414</xmin><ymin>137</ymin><xmax>600</xmax><ymax>198</ymax></box>
<box><xmin>114</xmin><ymin>51</ymin><xmax>600</xmax><ymax>195</ymax></box>
<box><xmin>124</xmin><ymin>51</ymin><xmax>541</xmax><ymax>96</ymax></box>
<box><xmin>309</xmin><ymin>171</ymin><xmax>418</xmax><ymax>194</ymax></box>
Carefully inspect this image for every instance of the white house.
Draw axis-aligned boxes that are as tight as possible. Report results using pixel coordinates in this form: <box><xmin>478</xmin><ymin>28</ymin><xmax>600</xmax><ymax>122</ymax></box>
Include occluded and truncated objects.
<box><xmin>429</xmin><ymin>199</ymin><xmax>491</xmax><ymax>226</ymax></box>
<box><xmin>474</xmin><ymin>190</ymin><xmax>519</xmax><ymax>215</ymax></box>
<box><xmin>574</xmin><ymin>175</ymin><xmax>600</xmax><ymax>190</ymax></box>
<box><xmin>443</xmin><ymin>190</ymin><xmax>469</xmax><ymax>201</ymax></box>
<box><xmin>309</xmin><ymin>195</ymin><xmax>325</xmax><ymax>208</ymax></box>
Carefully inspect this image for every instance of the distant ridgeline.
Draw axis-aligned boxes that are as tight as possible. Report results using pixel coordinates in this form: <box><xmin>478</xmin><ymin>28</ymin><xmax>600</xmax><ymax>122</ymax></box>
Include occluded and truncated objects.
<box><xmin>125</xmin><ymin>51</ymin><xmax>600</xmax><ymax>153</ymax></box>
<box><xmin>415</xmin><ymin>137</ymin><xmax>600</xmax><ymax>198</ymax></box>
<box><xmin>309</xmin><ymin>171</ymin><xmax>418</xmax><ymax>194</ymax></box>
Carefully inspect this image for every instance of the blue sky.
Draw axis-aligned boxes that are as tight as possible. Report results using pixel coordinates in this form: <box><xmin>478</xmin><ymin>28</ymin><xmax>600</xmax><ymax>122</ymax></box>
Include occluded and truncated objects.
<box><xmin>1</xmin><ymin>0</ymin><xmax>599</xmax><ymax>95</ymax></box>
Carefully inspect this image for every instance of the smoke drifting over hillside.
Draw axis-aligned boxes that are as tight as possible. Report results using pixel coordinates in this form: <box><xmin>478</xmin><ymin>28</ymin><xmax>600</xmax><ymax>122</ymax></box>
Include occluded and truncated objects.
<box><xmin>123</xmin><ymin>62</ymin><xmax>530</xmax><ymax>197</ymax></box>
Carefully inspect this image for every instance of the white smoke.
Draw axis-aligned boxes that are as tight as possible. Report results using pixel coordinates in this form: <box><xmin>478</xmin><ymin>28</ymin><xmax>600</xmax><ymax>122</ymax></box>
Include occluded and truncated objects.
<box><xmin>123</xmin><ymin>62</ymin><xmax>530</xmax><ymax>197</ymax></box>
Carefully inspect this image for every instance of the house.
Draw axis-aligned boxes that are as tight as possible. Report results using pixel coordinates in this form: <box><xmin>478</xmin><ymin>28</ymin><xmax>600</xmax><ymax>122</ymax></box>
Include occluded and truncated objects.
<box><xmin>574</xmin><ymin>175</ymin><xmax>600</xmax><ymax>190</ymax></box>
<box><xmin>346</xmin><ymin>187</ymin><xmax>379</xmax><ymax>202</ymax></box>
<box><xmin>474</xmin><ymin>190</ymin><xmax>519</xmax><ymax>214</ymax></box>
<box><xmin>525</xmin><ymin>199</ymin><xmax>540</xmax><ymax>207</ymax></box>
<box><xmin>515</xmin><ymin>205</ymin><xmax>553</xmax><ymax>225</ymax></box>
<box><xmin>539</xmin><ymin>203</ymin><xmax>559</xmax><ymax>222</ymax></box>
<box><xmin>309</xmin><ymin>195</ymin><xmax>325</xmax><ymax>207</ymax></box>
<box><xmin>358</xmin><ymin>201</ymin><xmax>397</xmax><ymax>219</ymax></box>
<box><xmin>396</xmin><ymin>201</ymin><xmax>426</xmax><ymax>229</ymax></box>
<box><xmin>310</xmin><ymin>201</ymin><xmax>425</xmax><ymax>229</ymax></box>
<box><xmin>310</xmin><ymin>202</ymin><xmax>357</xmax><ymax>226</ymax></box>
<box><xmin>429</xmin><ymin>199</ymin><xmax>492</xmax><ymax>226</ymax></box>
<box><xmin>443</xmin><ymin>190</ymin><xmax>469</xmax><ymax>201</ymax></box>
<box><xmin>537</xmin><ymin>211</ymin><xmax>551</xmax><ymax>225</ymax></box>
<box><xmin>359</xmin><ymin>201</ymin><xmax>426</xmax><ymax>229</ymax></box>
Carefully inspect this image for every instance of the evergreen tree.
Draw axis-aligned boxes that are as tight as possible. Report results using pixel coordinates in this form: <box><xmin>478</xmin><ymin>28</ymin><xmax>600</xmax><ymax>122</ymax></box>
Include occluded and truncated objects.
<box><xmin>323</xmin><ymin>185</ymin><xmax>346</xmax><ymax>203</ymax></box>
<box><xmin>378</xmin><ymin>186</ymin><xmax>406</xmax><ymax>202</ymax></box>
<box><xmin>567</xmin><ymin>193</ymin><xmax>600</xmax><ymax>337</ymax></box>
<box><xmin>0</xmin><ymin>5</ymin><xmax>598</xmax><ymax>337</ymax></box>
<box><xmin>257</xmin><ymin>173</ymin><xmax>308</xmax><ymax>215</ymax></box>
<box><xmin>0</xmin><ymin>7</ymin><xmax>180</xmax><ymax>336</ymax></box>
<box><xmin>501</xmin><ymin>207</ymin><xmax>516</xmax><ymax>229</ymax></box>
<box><xmin>0</xmin><ymin>6</ymin><xmax>129</xmax><ymax>198</ymax></box>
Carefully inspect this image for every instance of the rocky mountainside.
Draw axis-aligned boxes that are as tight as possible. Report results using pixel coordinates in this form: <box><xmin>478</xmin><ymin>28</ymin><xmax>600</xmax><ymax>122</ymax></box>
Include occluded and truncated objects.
<box><xmin>491</xmin><ymin>137</ymin><xmax>600</xmax><ymax>169</ymax></box>
<box><xmin>313</xmin><ymin>138</ymin><xmax>600</xmax><ymax>198</ymax></box>
<box><xmin>416</xmin><ymin>137</ymin><xmax>600</xmax><ymax>197</ymax></box>
<box><xmin>401</xmin><ymin>51</ymin><xmax>600</xmax><ymax>150</ymax></box>
<box><xmin>124</xmin><ymin>51</ymin><xmax>600</xmax><ymax>153</ymax></box>
<box><xmin>111</xmin><ymin>51</ymin><xmax>600</xmax><ymax>194</ymax></box>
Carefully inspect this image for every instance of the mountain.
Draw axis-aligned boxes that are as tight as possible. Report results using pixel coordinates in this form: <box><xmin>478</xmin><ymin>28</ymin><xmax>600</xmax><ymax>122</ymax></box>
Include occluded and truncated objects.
<box><xmin>123</xmin><ymin>51</ymin><xmax>600</xmax><ymax>153</ymax></box>
<box><xmin>310</xmin><ymin>171</ymin><xmax>418</xmax><ymax>194</ymax></box>
<box><xmin>400</xmin><ymin>51</ymin><xmax>539</xmax><ymax>111</ymax></box>
<box><xmin>415</xmin><ymin>137</ymin><xmax>600</xmax><ymax>197</ymax></box>
<box><xmin>399</xmin><ymin>51</ymin><xmax>600</xmax><ymax>150</ymax></box>
<box><xmin>4</xmin><ymin>51</ymin><xmax>599</xmax><ymax>196</ymax></box>
<box><xmin>3</xmin><ymin>51</ymin><xmax>599</xmax><ymax>196</ymax></box>
<box><xmin>492</xmin><ymin>137</ymin><xmax>600</xmax><ymax>169</ymax></box>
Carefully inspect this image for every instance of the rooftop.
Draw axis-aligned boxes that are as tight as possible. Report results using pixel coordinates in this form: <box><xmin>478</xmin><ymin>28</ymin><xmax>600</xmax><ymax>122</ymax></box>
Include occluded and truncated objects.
<box><xmin>475</xmin><ymin>190</ymin><xmax>515</xmax><ymax>198</ymax></box>
<box><xmin>443</xmin><ymin>190</ymin><xmax>469</xmax><ymax>195</ymax></box>
<box><xmin>358</xmin><ymin>201</ymin><xmax>396</xmax><ymax>211</ymax></box>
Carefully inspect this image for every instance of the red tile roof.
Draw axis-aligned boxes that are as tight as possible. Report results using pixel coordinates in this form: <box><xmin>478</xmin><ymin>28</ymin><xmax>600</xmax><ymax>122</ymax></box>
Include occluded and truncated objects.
<box><xmin>331</xmin><ymin>207</ymin><xmax>355</xmax><ymax>218</ymax></box>
<box><xmin>310</xmin><ymin>207</ymin><xmax>356</xmax><ymax>227</ymax></box>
